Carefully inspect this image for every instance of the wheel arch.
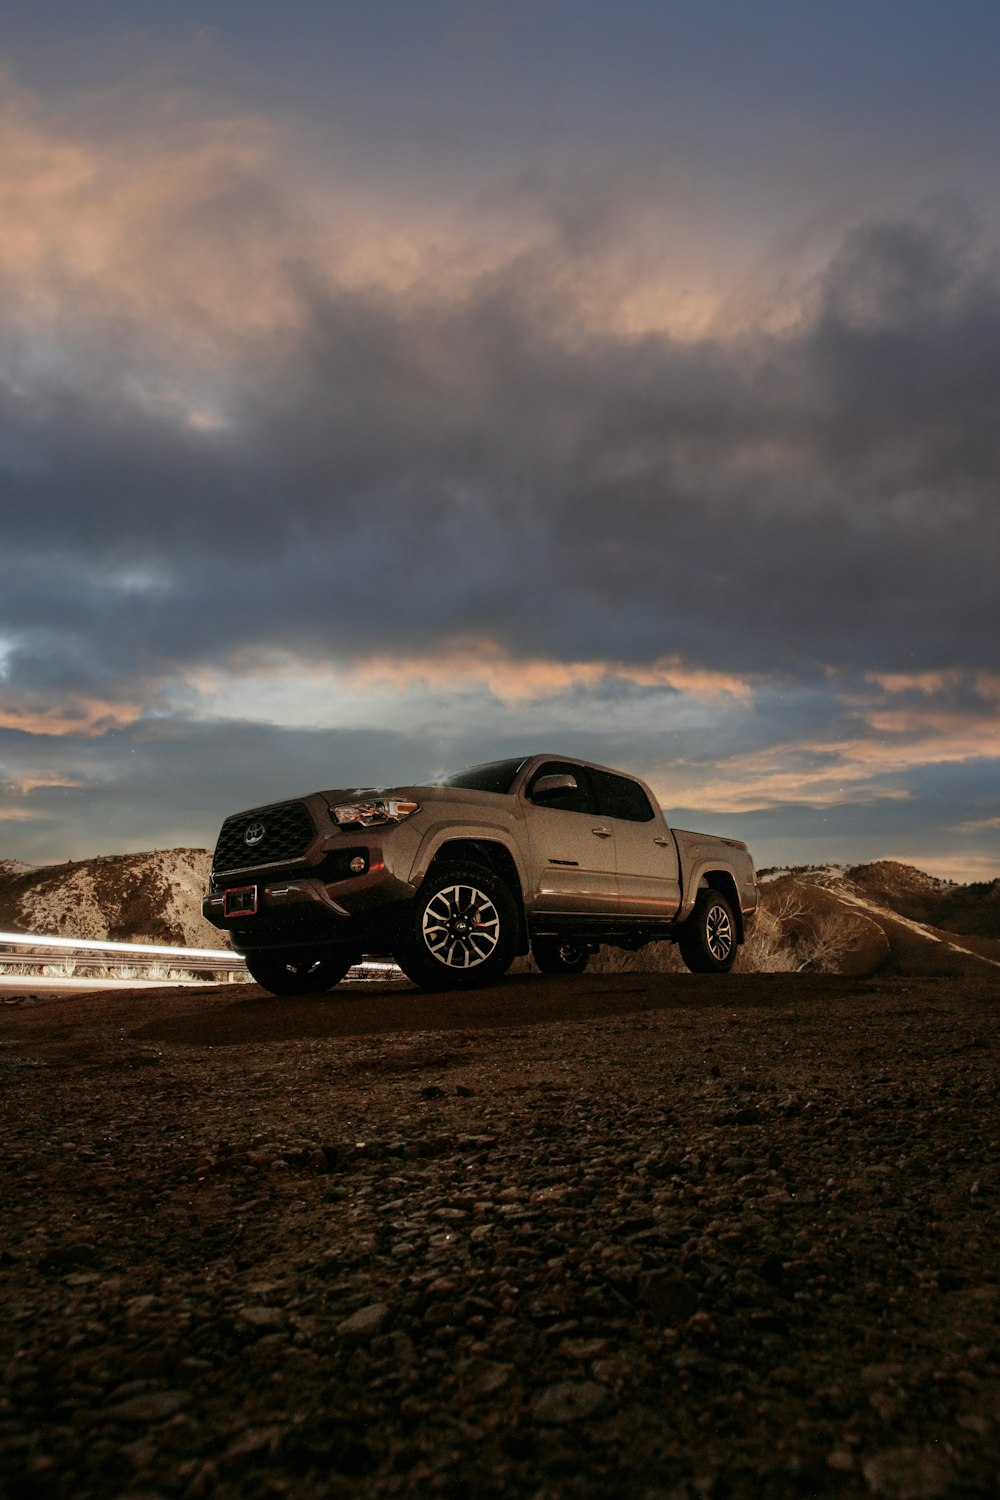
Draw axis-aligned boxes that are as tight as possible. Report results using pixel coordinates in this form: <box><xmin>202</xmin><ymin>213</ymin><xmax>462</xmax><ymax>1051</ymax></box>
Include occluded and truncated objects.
<box><xmin>419</xmin><ymin>835</ymin><xmax>528</xmax><ymax>953</ymax></box>
<box><xmin>695</xmin><ymin>870</ymin><xmax>744</xmax><ymax>941</ymax></box>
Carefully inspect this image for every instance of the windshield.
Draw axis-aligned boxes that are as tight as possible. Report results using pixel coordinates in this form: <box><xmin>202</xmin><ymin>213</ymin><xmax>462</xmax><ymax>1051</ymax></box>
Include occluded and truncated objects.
<box><xmin>423</xmin><ymin>757</ymin><xmax>527</xmax><ymax>794</ymax></box>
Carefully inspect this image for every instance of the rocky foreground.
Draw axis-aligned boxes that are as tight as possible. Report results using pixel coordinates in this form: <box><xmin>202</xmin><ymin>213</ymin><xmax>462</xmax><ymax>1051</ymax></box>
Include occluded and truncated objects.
<box><xmin>1</xmin><ymin>973</ymin><xmax>998</xmax><ymax>1499</ymax></box>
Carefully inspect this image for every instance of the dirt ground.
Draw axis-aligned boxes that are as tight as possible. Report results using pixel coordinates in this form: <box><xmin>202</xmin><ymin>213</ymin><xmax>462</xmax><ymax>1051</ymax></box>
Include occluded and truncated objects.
<box><xmin>2</xmin><ymin>972</ymin><xmax>998</xmax><ymax>1499</ymax></box>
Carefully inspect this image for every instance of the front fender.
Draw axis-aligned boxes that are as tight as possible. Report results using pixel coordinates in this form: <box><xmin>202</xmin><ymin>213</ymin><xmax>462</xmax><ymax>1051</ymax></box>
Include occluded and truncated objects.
<box><xmin>408</xmin><ymin>820</ymin><xmax>529</xmax><ymax>896</ymax></box>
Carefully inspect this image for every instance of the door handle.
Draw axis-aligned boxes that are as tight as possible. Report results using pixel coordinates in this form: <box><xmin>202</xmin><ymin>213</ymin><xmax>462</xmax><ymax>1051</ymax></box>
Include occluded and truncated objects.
<box><xmin>591</xmin><ymin>827</ymin><xmax>612</xmax><ymax>838</ymax></box>
<box><xmin>653</xmin><ymin>837</ymin><xmax>671</xmax><ymax>847</ymax></box>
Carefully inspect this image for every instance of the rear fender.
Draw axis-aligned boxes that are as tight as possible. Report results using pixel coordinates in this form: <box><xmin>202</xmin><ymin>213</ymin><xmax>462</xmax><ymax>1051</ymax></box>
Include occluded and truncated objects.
<box><xmin>679</xmin><ymin>868</ymin><xmax>745</xmax><ymax>941</ymax></box>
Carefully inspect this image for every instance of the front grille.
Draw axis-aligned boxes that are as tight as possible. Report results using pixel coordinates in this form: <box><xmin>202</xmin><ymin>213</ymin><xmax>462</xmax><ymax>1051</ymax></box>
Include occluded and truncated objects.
<box><xmin>213</xmin><ymin>800</ymin><xmax>317</xmax><ymax>874</ymax></box>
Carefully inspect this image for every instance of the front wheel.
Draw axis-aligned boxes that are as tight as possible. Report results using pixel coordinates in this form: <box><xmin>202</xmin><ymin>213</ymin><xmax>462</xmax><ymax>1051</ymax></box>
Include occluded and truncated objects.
<box><xmin>245</xmin><ymin>949</ymin><xmax>359</xmax><ymax>996</ymax></box>
<box><xmin>531</xmin><ymin>937</ymin><xmax>592</xmax><ymax>975</ymax></box>
<box><xmin>394</xmin><ymin>863</ymin><xmax>518</xmax><ymax>990</ymax></box>
<box><xmin>678</xmin><ymin>890</ymin><xmax>738</xmax><ymax>974</ymax></box>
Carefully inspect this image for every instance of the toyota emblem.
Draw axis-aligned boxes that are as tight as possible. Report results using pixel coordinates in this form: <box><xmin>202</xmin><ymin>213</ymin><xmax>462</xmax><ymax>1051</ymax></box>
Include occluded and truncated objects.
<box><xmin>244</xmin><ymin>821</ymin><xmax>266</xmax><ymax>847</ymax></box>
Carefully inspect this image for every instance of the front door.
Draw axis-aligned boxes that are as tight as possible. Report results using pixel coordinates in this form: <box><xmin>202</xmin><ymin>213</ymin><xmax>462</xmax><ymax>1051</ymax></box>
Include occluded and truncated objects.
<box><xmin>521</xmin><ymin>760</ymin><xmax>618</xmax><ymax>914</ymax></box>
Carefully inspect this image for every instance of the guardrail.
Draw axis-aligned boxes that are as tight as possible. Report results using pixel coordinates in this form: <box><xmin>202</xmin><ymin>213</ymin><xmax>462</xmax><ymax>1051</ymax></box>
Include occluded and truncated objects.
<box><xmin>0</xmin><ymin>931</ymin><xmax>248</xmax><ymax>981</ymax></box>
<box><xmin>0</xmin><ymin>932</ymin><xmax>402</xmax><ymax>985</ymax></box>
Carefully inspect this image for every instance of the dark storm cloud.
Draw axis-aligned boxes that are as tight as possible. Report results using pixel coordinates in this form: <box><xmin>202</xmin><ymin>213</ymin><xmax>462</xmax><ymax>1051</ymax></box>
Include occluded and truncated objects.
<box><xmin>3</xmin><ymin>196</ymin><xmax>1000</xmax><ymax>716</ymax></box>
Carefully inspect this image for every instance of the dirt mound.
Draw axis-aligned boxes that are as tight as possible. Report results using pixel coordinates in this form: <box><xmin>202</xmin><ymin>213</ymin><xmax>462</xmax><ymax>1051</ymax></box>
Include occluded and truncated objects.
<box><xmin>0</xmin><ymin>848</ymin><xmax>223</xmax><ymax>948</ymax></box>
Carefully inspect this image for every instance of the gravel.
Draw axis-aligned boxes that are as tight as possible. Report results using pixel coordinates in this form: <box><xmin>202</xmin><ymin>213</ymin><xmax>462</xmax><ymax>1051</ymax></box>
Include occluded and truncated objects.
<box><xmin>1</xmin><ymin>971</ymin><xmax>998</xmax><ymax>1498</ymax></box>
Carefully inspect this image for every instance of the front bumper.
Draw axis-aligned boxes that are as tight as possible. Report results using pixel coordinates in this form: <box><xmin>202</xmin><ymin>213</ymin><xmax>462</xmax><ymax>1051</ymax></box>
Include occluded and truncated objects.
<box><xmin>202</xmin><ymin>862</ymin><xmax>415</xmax><ymax>954</ymax></box>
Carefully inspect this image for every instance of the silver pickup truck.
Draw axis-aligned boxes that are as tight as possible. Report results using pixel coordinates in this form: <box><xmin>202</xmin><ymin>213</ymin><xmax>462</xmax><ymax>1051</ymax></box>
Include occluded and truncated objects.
<box><xmin>203</xmin><ymin>753</ymin><xmax>757</xmax><ymax>994</ymax></box>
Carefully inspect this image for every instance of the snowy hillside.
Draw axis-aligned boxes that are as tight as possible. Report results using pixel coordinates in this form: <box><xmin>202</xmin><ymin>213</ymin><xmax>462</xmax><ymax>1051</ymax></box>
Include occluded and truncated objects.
<box><xmin>0</xmin><ymin>849</ymin><xmax>225</xmax><ymax>949</ymax></box>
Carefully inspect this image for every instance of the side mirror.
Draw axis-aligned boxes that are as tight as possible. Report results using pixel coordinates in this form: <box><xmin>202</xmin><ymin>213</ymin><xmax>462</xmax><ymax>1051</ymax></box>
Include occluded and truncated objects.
<box><xmin>531</xmin><ymin>773</ymin><xmax>578</xmax><ymax>803</ymax></box>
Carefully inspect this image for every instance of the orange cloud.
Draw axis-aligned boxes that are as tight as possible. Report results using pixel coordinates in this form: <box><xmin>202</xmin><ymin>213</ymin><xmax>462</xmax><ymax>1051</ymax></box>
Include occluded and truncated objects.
<box><xmin>665</xmin><ymin>660</ymin><xmax>1000</xmax><ymax>814</ymax></box>
<box><xmin>866</xmin><ymin>669</ymin><xmax>1000</xmax><ymax>708</ymax></box>
<box><xmin>186</xmin><ymin>643</ymin><xmax>752</xmax><ymax>710</ymax></box>
<box><xmin>896</xmin><ymin>850</ymin><xmax>1000</xmax><ymax>883</ymax></box>
<box><xmin>0</xmin><ymin>698</ymin><xmax>145</xmax><ymax>737</ymax></box>
<box><xmin>867</xmin><ymin>669</ymin><xmax>962</xmax><ymax>695</ymax></box>
<box><xmin>654</xmin><ymin>747</ymin><xmax>916</xmax><ymax>816</ymax></box>
<box><xmin>955</xmin><ymin>816</ymin><xmax>1000</xmax><ymax>833</ymax></box>
<box><xmin>0</xmin><ymin>64</ymin><xmax>745</xmax><ymax>376</ymax></box>
<box><xmin>651</xmin><ymin>681</ymin><xmax>1000</xmax><ymax>814</ymax></box>
<box><xmin>0</xmin><ymin>72</ymin><xmax>296</xmax><ymax>352</ymax></box>
<box><xmin>10</xmin><ymin>772</ymin><xmax>87</xmax><ymax>796</ymax></box>
<box><xmin>347</xmin><ymin>643</ymin><xmax>752</xmax><ymax>703</ymax></box>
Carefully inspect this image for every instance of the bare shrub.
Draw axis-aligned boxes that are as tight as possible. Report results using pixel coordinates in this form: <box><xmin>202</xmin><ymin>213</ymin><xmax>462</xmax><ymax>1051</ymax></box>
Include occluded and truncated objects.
<box><xmin>736</xmin><ymin>889</ymin><xmax>866</xmax><ymax>974</ymax></box>
<box><xmin>589</xmin><ymin>941</ymin><xmax>686</xmax><ymax>975</ymax></box>
<box><xmin>734</xmin><ymin>905</ymin><xmax>798</xmax><ymax>973</ymax></box>
<box><xmin>794</xmin><ymin>911</ymin><xmax>868</xmax><ymax>972</ymax></box>
<box><xmin>102</xmin><ymin>962</ymin><xmax>202</xmax><ymax>982</ymax></box>
<box><xmin>519</xmin><ymin>941</ymin><xmax>686</xmax><ymax>975</ymax></box>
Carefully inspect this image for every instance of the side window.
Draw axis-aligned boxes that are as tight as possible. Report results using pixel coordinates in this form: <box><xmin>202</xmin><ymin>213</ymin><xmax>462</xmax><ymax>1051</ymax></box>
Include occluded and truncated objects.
<box><xmin>590</xmin><ymin>769</ymin><xmax>656</xmax><ymax>823</ymax></box>
<box><xmin>526</xmin><ymin>761</ymin><xmax>596</xmax><ymax>815</ymax></box>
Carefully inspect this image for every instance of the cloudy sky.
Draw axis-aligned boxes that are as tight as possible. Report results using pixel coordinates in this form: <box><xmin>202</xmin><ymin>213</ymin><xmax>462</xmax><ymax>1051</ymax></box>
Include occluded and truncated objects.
<box><xmin>2</xmin><ymin>1</ymin><xmax>999</xmax><ymax>879</ymax></box>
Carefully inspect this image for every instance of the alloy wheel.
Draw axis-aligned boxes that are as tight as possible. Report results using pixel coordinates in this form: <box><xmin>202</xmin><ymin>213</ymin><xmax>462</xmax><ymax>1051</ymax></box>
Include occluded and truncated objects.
<box><xmin>421</xmin><ymin>882</ymin><xmax>501</xmax><ymax>969</ymax></box>
<box><xmin>706</xmin><ymin>902</ymin><xmax>734</xmax><ymax>962</ymax></box>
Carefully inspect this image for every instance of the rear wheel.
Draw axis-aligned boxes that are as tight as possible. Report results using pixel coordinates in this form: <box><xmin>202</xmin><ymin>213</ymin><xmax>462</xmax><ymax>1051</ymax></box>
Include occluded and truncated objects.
<box><xmin>531</xmin><ymin>937</ymin><xmax>592</xmax><ymax>975</ymax></box>
<box><xmin>678</xmin><ymin>890</ymin><xmax>738</xmax><ymax>974</ymax></box>
<box><xmin>394</xmin><ymin>862</ymin><xmax>518</xmax><ymax>990</ymax></box>
<box><xmin>245</xmin><ymin>949</ymin><xmax>359</xmax><ymax>995</ymax></box>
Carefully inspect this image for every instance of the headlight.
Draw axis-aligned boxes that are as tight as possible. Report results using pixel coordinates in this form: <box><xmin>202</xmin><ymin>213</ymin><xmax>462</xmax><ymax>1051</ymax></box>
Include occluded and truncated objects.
<box><xmin>332</xmin><ymin>798</ymin><xmax>420</xmax><ymax>827</ymax></box>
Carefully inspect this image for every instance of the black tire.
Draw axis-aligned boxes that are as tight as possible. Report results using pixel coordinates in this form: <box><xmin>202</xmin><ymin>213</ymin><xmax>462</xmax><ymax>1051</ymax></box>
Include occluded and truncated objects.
<box><xmin>394</xmin><ymin>862</ymin><xmax>518</xmax><ymax>990</ymax></box>
<box><xmin>678</xmin><ymin>890</ymin><xmax>738</xmax><ymax>974</ymax></box>
<box><xmin>531</xmin><ymin>937</ymin><xmax>592</xmax><ymax>975</ymax></box>
<box><xmin>245</xmin><ymin>949</ymin><xmax>359</xmax><ymax>996</ymax></box>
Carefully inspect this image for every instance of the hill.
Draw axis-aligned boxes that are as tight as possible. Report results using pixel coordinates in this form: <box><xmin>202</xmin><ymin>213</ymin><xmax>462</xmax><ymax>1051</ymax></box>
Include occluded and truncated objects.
<box><xmin>755</xmin><ymin>860</ymin><xmax>1000</xmax><ymax>978</ymax></box>
<box><xmin>844</xmin><ymin>860</ymin><xmax>1000</xmax><ymax>937</ymax></box>
<box><xmin>0</xmin><ymin>849</ymin><xmax>224</xmax><ymax>949</ymax></box>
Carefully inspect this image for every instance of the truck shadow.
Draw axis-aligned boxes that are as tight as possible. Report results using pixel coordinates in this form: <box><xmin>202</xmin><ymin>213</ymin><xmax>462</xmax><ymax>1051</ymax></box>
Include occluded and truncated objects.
<box><xmin>135</xmin><ymin>970</ymin><xmax>858</xmax><ymax>1048</ymax></box>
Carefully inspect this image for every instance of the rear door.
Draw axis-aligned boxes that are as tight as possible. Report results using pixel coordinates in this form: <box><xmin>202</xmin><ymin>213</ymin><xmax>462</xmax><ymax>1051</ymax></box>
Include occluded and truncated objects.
<box><xmin>521</xmin><ymin>760</ymin><xmax>618</xmax><ymax>914</ymax></box>
<box><xmin>588</xmin><ymin>768</ymin><xmax>681</xmax><ymax>918</ymax></box>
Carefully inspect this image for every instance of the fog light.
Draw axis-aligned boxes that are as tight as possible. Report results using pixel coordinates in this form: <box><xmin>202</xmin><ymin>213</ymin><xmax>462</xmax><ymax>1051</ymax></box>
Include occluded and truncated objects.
<box><xmin>349</xmin><ymin>856</ymin><xmax>367</xmax><ymax>875</ymax></box>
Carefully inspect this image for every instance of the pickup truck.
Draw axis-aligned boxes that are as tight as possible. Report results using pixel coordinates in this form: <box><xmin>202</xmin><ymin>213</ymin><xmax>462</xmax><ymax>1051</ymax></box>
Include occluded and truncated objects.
<box><xmin>203</xmin><ymin>754</ymin><xmax>757</xmax><ymax>994</ymax></box>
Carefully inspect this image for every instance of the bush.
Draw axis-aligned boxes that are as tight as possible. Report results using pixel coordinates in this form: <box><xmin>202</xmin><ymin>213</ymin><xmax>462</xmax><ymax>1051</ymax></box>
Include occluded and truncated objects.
<box><xmin>737</xmin><ymin>890</ymin><xmax>868</xmax><ymax>973</ymax></box>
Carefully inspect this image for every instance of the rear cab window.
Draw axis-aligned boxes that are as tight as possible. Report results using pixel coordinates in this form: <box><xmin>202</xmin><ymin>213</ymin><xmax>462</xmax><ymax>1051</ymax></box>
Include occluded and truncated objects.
<box><xmin>589</xmin><ymin>768</ymin><xmax>656</xmax><ymax>822</ymax></box>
